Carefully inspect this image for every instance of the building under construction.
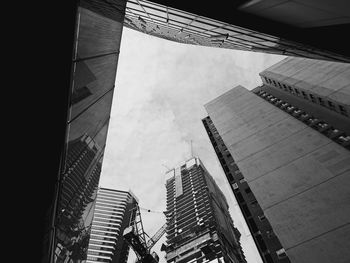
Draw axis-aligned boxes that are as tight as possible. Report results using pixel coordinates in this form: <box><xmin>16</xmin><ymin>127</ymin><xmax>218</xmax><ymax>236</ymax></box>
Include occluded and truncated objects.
<box><xmin>164</xmin><ymin>157</ymin><xmax>246</xmax><ymax>263</ymax></box>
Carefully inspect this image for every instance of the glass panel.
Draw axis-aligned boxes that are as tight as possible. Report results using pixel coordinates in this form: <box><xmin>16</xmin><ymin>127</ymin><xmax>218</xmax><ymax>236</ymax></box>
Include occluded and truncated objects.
<box><xmin>232</xmin><ymin>33</ymin><xmax>266</xmax><ymax>43</ymax></box>
<box><xmin>70</xmin><ymin>54</ymin><xmax>118</xmax><ymax>121</ymax></box>
<box><xmin>196</xmin><ymin>17</ymin><xmax>227</xmax><ymax>28</ymax></box>
<box><xmin>186</xmin><ymin>20</ymin><xmax>205</xmax><ymax>30</ymax></box>
<box><xmin>168</xmin><ymin>13</ymin><xmax>194</xmax><ymax>26</ymax></box>
<box><xmin>149</xmin><ymin>13</ymin><xmax>167</xmax><ymax>23</ymax></box>
<box><xmin>126</xmin><ymin>8</ymin><xmax>147</xmax><ymax>17</ymax></box>
<box><xmin>77</xmin><ymin>7</ymin><xmax>123</xmax><ymax>58</ymax></box>
<box><xmin>67</xmin><ymin>90</ymin><xmax>114</xmax><ymax>151</ymax></box>
<box><xmin>222</xmin><ymin>24</ymin><xmax>256</xmax><ymax>35</ymax></box>
<box><xmin>126</xmin><ymin>2</ymin><xmax>144</xmax><ymax>12</ymax></box>
<box><xmin>55</xmin><ymin>149</ymin><xmax>102</xmax><ymax>262</ymax></box>
<box><xmin>142</xmin><ymin>5</ymin><xmax>167</xmax><ymax>19</ymax></box>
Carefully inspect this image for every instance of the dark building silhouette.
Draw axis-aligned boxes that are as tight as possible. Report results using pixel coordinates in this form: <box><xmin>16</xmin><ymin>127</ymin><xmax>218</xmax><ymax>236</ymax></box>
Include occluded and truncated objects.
<box><xmin>203</xmin><ymin>57</ymin><xmax>350</xmax><ymax>263</ymax></box>
<box><xmin>124</xmin><ymin>0</ymin><xmax>350</xmax><ymax>63</ymax></box>
<box><xmin>87</xmin><ymin>188</ymin><xmax>138</xmax><ymax>263</ymax></box>
<box><xmin>164</xmin><ymin>157</ymin><xmax>246</xmax><ymax>263</ymax></box>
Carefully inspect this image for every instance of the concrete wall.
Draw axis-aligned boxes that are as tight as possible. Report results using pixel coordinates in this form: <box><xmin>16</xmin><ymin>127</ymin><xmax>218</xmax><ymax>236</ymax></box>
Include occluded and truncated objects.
<box><xmin>260</xmin><ymin>57</ymin><xmax>350</xmax><ymax>112</ymax></box>
<box><xmin>205</xmin><ymin>86</ymin><xmax>350</xmax><ymax>263</ymax></box>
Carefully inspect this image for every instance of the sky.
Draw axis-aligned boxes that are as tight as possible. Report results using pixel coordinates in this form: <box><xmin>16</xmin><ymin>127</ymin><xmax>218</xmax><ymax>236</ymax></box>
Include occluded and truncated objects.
<box><xmin>99</xmin><ymin>27</ymin><xmax>285</xmax><ymax>263</ymax></box>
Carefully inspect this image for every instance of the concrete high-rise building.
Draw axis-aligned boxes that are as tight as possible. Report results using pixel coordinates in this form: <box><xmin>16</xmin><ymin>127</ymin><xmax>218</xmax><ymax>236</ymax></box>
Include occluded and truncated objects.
<box><xmin>203</xmin><ymin>57</ymin><xmax>350</xmax><ymax>263</ymax></box>
<box><xmin>164</xmin><ymin>157</ymin><xmax>246</xmax><ymax>263</ymax></box>
<box><xmin>87</xmin><ymin>188</ymin><xmax>138</xmax><ymax>263</ymax></box>
<box><xmin>124</xmin><ymin>0</ymin><xmax>350</xmax><ymax>63</ymax></box>
<box><xmin>257</xmin><ymin>57</ymin><xmax>350</xmax><ymax>136</ymax></box>
<box><xmin>202</xmin><ymin>116</ymin><xmax>290</xmax><ymax>263</ymax></box>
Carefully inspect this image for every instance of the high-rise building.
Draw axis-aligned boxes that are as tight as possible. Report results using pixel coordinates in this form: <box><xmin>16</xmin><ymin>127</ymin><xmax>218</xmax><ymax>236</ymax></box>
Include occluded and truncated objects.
<box><xmin>202</xmin><ymin>116</ymin><xmax>290</xmax><ymax>263</ymax></box>
<box><xmin>124</xmin><ymin>0</ymin><xmax>350</xmax><ymax>63</ymax></box>
<box><xmin>257</xmin><ymin>57</ymin><xmax>350</xmax><ymax>136</ymax></box>
<box><xmin>40</xmin><ymin>0</ymin><xmax>128</xmax><ymax>262</ymax></box>
<box><xmin>164</xmin><ymin>157</ymin><xmax>246</xmax><ymax>263</ymax></box>
<box><xmin>203</xmin><ymin>58</ymin><xmax>350</xmax><ymax>263</ymax></box>
<box><xmin>87</xmin><ymin>188</ymin><xmax>138</xmax><ymax>263</ymax></box>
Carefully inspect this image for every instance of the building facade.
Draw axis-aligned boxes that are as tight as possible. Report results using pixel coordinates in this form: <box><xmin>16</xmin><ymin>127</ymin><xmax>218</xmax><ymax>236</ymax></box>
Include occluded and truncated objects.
<box><xmin>41</xmin><ymin>0</ymin><xmax>128</xmax><ymax>262</ymax></box>
<box><xmin>203</xmin><ymin>65</ymin><xmax>350</xmax><ymax>263</ymax></box>
<box><xmin>164</xmin><ymin>157</ymin><xmax>246</xmax><ymax>263</ymax></box>
<box><xmin>202</xmin><ymin>117</ymin><xmax>290</xmax><ymax>263</ymax></box>
<box><xmin>124</xmin><ymin>0</ymin><xmax>350</xmax><ymax>63</ymax></box>
<box><xmin>87</xmin><ymin>188</ymin><xmax>138</xmax><ymax>263</ymax></box>
<box><xmin>258</xmin><ymin>57</ymin><xmax>350</xmax><ymax>137</ymax></box>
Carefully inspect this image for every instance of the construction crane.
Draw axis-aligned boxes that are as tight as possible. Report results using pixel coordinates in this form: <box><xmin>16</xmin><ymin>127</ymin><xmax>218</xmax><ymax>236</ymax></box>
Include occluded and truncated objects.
<box><xmin>123</xmin><ymin>205</ymin><xmax>175</xmax><ymax>263</ymax></box>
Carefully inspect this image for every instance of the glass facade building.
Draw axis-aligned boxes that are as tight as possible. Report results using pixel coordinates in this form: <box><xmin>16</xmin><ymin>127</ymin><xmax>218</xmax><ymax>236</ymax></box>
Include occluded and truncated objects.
<box><xmin>164</xmin><ymin>157</ymin><xmax>246</xmax><ymax>263</ymax></box>
<box><xmin>53</xmin><ymin>134</ymin><xmax>103</xmax><ymax>262</ymax></box>
<box><xmin>41</xmin><ymin>0</ymin><xmax>128</xmax><ymax>262</ymax></box>
<box><xmin>124</xmin><ymin>0</ymin><xmax>350</xmax><ymax>63</ymax></box>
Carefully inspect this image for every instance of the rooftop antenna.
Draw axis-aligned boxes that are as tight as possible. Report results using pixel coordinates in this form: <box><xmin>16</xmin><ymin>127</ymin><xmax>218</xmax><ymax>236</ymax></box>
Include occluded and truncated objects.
<box><xmin>190</xmin><ymin>140</ymin><xmax>193</xmax><ymax>158</ymax></box>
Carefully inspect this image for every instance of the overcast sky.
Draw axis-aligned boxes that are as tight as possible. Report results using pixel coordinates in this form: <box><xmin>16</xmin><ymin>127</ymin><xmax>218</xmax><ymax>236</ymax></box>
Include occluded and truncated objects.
<box><xmin>99</xmin><ymin>27</ymin><xmax>285</xmax><ymax>263</ymax></box>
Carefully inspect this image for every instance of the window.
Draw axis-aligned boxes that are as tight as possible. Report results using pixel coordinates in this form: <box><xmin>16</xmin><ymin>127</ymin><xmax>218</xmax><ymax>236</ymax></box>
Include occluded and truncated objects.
<box><xmin>248</xmin><ymin>218</ymin><xmax>258</xmax><ymax>233</ymax></box>
<box><xmin>301</xmin><ymin>91</ymin><xmax>308</xmax><ymax>99</ymax></box>
<box><xmin>251</xmin><ymin>200</ymin><xmax>258</xmax><ymax>207</ymax></box>
<box><xmin>256</xmin><ymin>234</ymin><xmax>267</xmax><ymax>251</ymax></box>
<box><xmin>294</xmin><ymin>88</ymin><xmax>300</xmax><ymax>95</ymax></box>
<box><xmin>318</xmin><ymin>97</ymin><xmax>325</xmax><ymax>106</ymax></box>
<box><xmin>276</xmin><ymin>248</ymin><xmax>287</xmax><ymax>259</ymax></box>
<box><xmin>309</xmin><ymin>94</ymin><xmax>316</xmax><ymax>103</ymax></box>
<box><xmin>266</xmin><ymin>230</ymin><xmax>275</xmax><ymax>239</ymax></box>
<box><xmin>288</xmin><ymin>86</ymin><xmax>293</xmax><ymax>93</ymax></box>
<box><xmin>236</xmin><ymin>191</ymin><xmax>244</xmax><ymax>203</ymax></box>
<box><xmin>258</xmin><ymin>215</ymin><xmax>266</xmax><ymax>221</ymax></box>
<box><xmin>264</xmin><ymin>253</ymin><xmax>274</xmax><ymax>263</ymax></box>
<box><xmin>242</xmin><ymin>204</ymin><xmax>252</xmax><ymax>217</ymax></box>
<box><xmin>273</xmin><ymin>80</ymin><xmax>277</xmax><ymax>86</ymax></box>
<box><xmin>328</xmin><ymin>100</ymin><xmax>335</xmax><ymax>109</ymax></box>
<box><xmin>227</xmin><ymin>173</ymin><xmax>234</xmax><ymax>183</ymax></box>
<box><xmin>339</xmin><ymin>105</ymin><xmax>348</xmax><ymax>116</ymax></box>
